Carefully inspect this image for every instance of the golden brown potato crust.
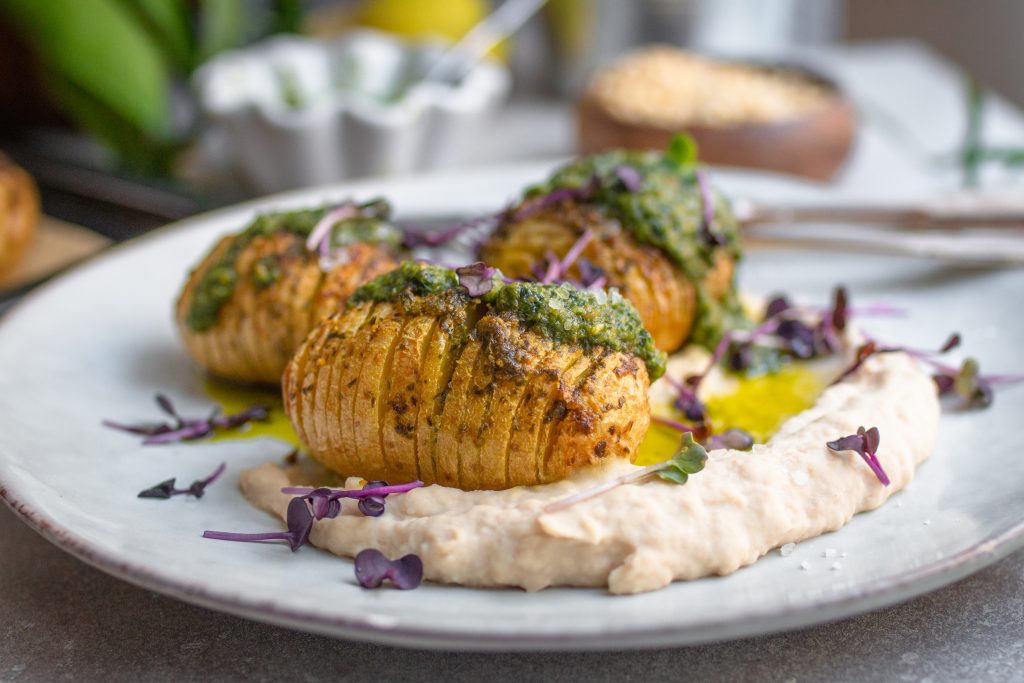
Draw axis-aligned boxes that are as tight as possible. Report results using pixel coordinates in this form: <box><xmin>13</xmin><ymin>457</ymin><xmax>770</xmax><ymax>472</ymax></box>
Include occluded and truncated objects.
<box><xmin>283</xmin><ymin>298</ymin><xmax>651</xmax><ymax>490</ymax></box>
<box><xmin>0</xmin><ymin>155</ymin><xmax>39</xmax><ymax>277</ymax></box>
<box><xmin>479</xmin><ymin>203</ymin><xmax>734</xmax><ymax>353</ymax></box>
<box><xmin>175</xmin><ymin>234</ymin><xmax>398</xmax><ymax>385</ymax></box>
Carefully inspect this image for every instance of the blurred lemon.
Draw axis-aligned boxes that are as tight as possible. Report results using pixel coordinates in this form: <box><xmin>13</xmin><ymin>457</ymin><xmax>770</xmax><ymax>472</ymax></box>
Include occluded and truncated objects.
<box><xmin>354</xmin><ymin>0</ymin><xmax>507</xmax><ymax>58</ymax></box>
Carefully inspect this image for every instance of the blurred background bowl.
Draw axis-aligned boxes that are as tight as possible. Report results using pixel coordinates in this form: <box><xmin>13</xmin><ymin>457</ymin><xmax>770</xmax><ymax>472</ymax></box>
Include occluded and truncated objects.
<box><xmin>577</xmin><ymin>50</ymin><xmax>856</xmax><ymax>181</ymax></box>
<box><xmin>194</xmin><ymin>30</ymin><xmax>511</xmax><ymax>193</ymax></box>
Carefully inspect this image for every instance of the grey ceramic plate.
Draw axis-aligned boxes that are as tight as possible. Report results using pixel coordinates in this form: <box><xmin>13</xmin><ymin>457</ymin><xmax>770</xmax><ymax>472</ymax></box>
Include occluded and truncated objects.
<box><xmin>0</xmin><ymin>164</ymin><xmax>1022</xmax><ymax>651</ymax></box>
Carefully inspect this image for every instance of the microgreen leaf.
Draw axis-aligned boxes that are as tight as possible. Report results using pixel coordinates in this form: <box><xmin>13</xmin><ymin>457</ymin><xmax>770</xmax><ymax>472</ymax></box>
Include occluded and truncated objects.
<box><xmin>137</xmin><ymin>462</ymin><xmax>226</xmax><ymax>500</ymax></box>
<box><xmin>666</xmin><ymin>133</ymin><xmax>698</xmax><ymax>167</ymax></box>
<box><xmin>456</xmin><ymin>262</ymin><xmax>500</xmax><ymax>297</ymax></box>
<box><xmin>655</xmin><ymin>433</ymin><xmax>709</xmax><ymax>485</ymax></box>
<box><xmin>104</xmin><ymin>395</ymin><xmax>269</xmax><ymax>445</ymax></box>
<box><xmin>614</xmin><ymin>164</ymin><xmax>643</xmax><ymax>192</ymax></box>
<box><xmin>354</xmin><ymin>549</ymin><xmax>424</xmax><ymax>590</ymax></box>
<box><xmin>203</xmin><ymin>496</ymin><xmax>313</xmax><ymax>552</ymax></box>
<box><xmin>138</xmin><ymin>478</ymin><xmax>177</xmax><ymax>499</ymax></box>
<box><xmin>544</xmin><ymin>433</ymin><xmax>708</xmax><ymax>513</ymax></box>
<box><xmin>706</xmin><ymin>428</ymin><xmax>755</xmax><ymax>451</ymax></box>
<box><xmin>827</xmin><ymin>426</ymin><xmax>889</xmax><ymax>486</ymax></box>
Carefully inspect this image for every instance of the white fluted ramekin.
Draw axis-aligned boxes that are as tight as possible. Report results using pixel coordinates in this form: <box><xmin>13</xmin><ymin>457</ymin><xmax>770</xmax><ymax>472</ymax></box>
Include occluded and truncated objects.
<box><xmin>193</xmin><ymin>30</ymin><xmax>511</xmax><ymax>193</ymax></box>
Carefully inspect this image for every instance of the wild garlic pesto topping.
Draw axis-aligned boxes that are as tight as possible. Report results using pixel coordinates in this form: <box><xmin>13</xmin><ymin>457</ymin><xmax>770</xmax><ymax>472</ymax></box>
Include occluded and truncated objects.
<box><xmin>520</xmin><ymin>143</ymin><xmax>748</xmax><ymax>347</ymax></box>
<box><xmin>349</xmin><ymin>261</ymin><xmax>666</xmax><ymax>379</ymax></box>
<box><xmin>185</xmin><ymin>200</ymin><xmax>401</xmax><ymax>332</ymax></box>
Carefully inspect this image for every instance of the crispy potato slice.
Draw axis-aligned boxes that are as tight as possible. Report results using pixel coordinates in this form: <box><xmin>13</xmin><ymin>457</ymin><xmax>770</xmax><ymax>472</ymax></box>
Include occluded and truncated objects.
<box><xmin>312</xmin><ymin>305</ymin><xmax>375</xmax><ymax>458</ymax></box>
<box><xmin>382</xmin><ymin>316</ymin><xmax>438</xmax><ymax>483</ymax></box>
<box><xmin>414</xmin><ymin>308</ymin><xmax>478</xmax><ymax>484</ymax></box>
<box><xmin>464</xmin><ymin>316</ymin><xmax>559</xmax><ymax>490</ymax></box>
<box><xmin>544</xmin><ymin>352</ymin><xmax>650</xmax><ymax>481</ymax></box>
<box><xmin>505</xmin><ymin>346</ymin><xmax>585</xmax><ymax>487</ymax></box>
<box><xmin>434</xmin><ymin>337</ymin><xmax>483</xmax><ymax>488</ymax></box>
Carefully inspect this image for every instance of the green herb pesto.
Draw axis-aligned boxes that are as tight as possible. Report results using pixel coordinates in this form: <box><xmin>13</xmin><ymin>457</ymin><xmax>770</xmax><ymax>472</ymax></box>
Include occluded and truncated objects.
<box><xmin>349</xmin><ymin>262</ymin><xmax>666</xmax><ymax>379</ymax></box>
<box><xmin>523</xmin><ymin>139</ymin><xmax>746</xmax><ymax>347</ymax></box>
<box><xmin>349</xmin><ymin>262</ymin><xmax>459</xmax><ymax>305</ymax></box>
<box><xmin>185</xmin><ymin>201</ymin><xmax>401</xmax><ymax>332</ymax></box>
<box><xmin>484</xmin><ymin>282</ymin><xmax>665</xmax><ymax>379</ymax></box>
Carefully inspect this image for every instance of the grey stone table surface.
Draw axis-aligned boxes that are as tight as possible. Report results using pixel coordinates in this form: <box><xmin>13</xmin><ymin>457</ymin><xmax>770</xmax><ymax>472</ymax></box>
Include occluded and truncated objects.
<box><xmin>1</xmin><ymin>502</ymin><xmax>1023</xmax><ymax>683</ymax></box>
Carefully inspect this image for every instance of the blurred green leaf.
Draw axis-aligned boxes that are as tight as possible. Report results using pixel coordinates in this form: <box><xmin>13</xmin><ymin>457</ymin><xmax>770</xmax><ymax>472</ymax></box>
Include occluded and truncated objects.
<box><xmin>0</xmin><ymin>0</ymin><xmax>172</xmax><ymax>140</ymax></box>
<box><xmin>120</xmin><ymin>0</ymin><xmax>197</xmax><ymax>73</ymax></box>
<box><xmin>270</xmin><ymin>0</ymin><xmax>303</xmax><ymax>35</ymax></box>
<box><xmin>45</xmin><ymin>73</ymin><xmax>177</xmax><ymax>174</ymax></box>
<box><xmin>198</xmin><ymin>0</ymin><xmax>245</xmax><ymax>62</ymax></box>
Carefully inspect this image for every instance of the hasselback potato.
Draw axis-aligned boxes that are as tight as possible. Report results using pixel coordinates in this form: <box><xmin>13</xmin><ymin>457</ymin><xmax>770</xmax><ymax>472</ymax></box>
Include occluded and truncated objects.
<box><xmin>176</xmin><ymin>201</ymin><xmax>401</xmax><ymax>384</ymax></box>
<box><xmin>479</xmin><ymin>141</ymin><xmax>743</xmax><ymax>352</ymax></box>
<box><xmin>283</xmin><ymin>262</ymin><xmax>664</xmax><ymax>490</ymax></box>
<box><xmin>0</xmin><ymin>154</ymin><xmax>39</xmax><ymax>277</ymax></box>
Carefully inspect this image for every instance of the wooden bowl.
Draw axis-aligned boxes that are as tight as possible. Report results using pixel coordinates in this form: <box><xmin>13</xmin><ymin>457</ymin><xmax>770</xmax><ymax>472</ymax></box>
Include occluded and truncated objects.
<box><xmin>577</xmin><ymin>65</ymin><xmax>857</xmax><ymax>182</ymax></box>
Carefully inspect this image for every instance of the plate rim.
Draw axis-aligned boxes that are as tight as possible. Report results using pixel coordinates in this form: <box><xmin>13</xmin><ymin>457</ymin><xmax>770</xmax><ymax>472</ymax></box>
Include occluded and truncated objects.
<box><xmin>1</xmin><ymin>168</ymin><xmax>1022</xmax><ymax>650</ymax></box>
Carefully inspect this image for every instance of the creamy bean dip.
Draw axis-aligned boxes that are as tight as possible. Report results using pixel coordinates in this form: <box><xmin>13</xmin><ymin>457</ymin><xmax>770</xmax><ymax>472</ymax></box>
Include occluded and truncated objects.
<box><xmin>241</xmin><ymin>349</ymin><xmax>938</xmax><ymax>594</ymax></box>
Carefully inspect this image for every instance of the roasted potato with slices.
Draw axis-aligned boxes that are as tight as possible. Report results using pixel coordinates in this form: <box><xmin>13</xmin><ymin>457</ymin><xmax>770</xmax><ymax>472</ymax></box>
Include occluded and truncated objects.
<box><xmin>0</xmin><ymin>154</ymin><xmax>39</xmax><ymax>277</ymax></box>
<box><xmin>479</xmin><ymin>141</ymin><xmax>743</xmax><ymax>352</ymax></box>
<box><xmin>176</xmin><ymin>201</ymin><xmax>401</xmax><ymax>385</ymax></box>
<box><xmin>283</xmin><ymin>262</ymin><xmax>664</xmax><ymax>490</ymax></box>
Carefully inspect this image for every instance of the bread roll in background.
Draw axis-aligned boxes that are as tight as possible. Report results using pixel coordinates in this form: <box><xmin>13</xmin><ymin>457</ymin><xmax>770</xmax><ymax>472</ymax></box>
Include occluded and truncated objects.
<box><xmin>0</xmin><ymin>153</ymin><xmax>40</xmax><ymax>277</ymax></box>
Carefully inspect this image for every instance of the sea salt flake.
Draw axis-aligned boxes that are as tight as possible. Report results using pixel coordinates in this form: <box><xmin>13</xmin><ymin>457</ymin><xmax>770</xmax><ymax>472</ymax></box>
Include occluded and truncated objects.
<box><xmin>830</xmin><ymin>561</ymin><xmax>842</xmax><ymax>571</ymax></box>
<box><xmin>799</xmin><ymin>560</ymin><xmax>811</xmax><ymax>571</ymax></box>
<box><xmin>823</xmin><ymin>548</ymin><xmax>838</xmax><ymax>559</ymax></box>
<box><xmin>779</xmin><ymin>543</ymin><xmax>796</xmax><ymax>557</ymax></box>
<box><xmin>923</xmin><ymin>519</ymin><xmax>932</xmax><ymax>526</ymax></box>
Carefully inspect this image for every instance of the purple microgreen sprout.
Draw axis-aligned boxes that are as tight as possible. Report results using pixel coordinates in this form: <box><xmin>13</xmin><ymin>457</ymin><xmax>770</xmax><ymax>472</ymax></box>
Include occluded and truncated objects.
<box><xmin>705</xmin><ymin>428</ymin><xmax>755</xmax><ymax>451</ymax></box>
<box><xmin>203</xmin><ymin>497</ymin><xmax>313</xmax><ymax>552</ymax></box>
<box><xmin>536</xmin><ymin>229</ymin><xmax>595</xmax><ymax>286</ymax></box>
<box><xmin>696</xmin><ymin>169</ymin><xmax>726</xmax><ymax>248</ymax></box>
<box><xmin>831</xmin><ymin>332</ymin><xmax>963</xmax><ymax>387</ymax></box>
<box><xmin>306</xmin><ymin>203</ymin><xmax>359</xmax><ymax>269</ymax></box>
<box><xmin>830</xmin><ymin>341</ymin><xmax>879</xmax><ymax>385</ymax></box>
<box><xmin>357</xmin><ymin>480</ymin><xmax>389</xmax><ymax>517</ymax></box>
<box><xmin>138</xmin><ymin>461</ymin><xmax>227</xmax><ymax>500</ymax></box>
<box><xmin>103</xmin><ymin>394</ymin><xmax>270</xmax><ymax>445</ymax></box>
<box><xmin>354</xmin><ymin>549</ymin><xmax>424</xmax><ymax>590</ymax></box>
<box><xmin>931</xmin><ymin>357</ymin><xmax>1024</xmax><ymax>410</ymax></box>
<box><xmin>281</xmin><ymin>480</ymin><xmax>423</xmax><ymax>499</ymax></box>
<box><xmin>403</xmin><ymin>212</ymin><xmax>499</xmax><ymax>249</ymax></box>
<box><xmin>575</xmin><ymin>257</ymin><xmax>607</xmax><ymax>289</ymax></box>
<box><xmin>663</xmin><ymin>374</ymin><xmax>707</xmax><ymax>423</ymax></box>
<box><xmin>764</xmin><ymin>295</ymin><xmax>793</xmax><ymax>319</ymax></box>
<box><xmin>614</xmin><ymin>164</ymin><xmax>643</xmax><ymax>192</ymax></box>
<box><xmin>303</xmin><ymin>487</ymin><xmax>343</xmax><ymax>520</ymax></box>
<box><xmin>544</xmin><ymin>433</ymin><xmax>708</xmax><ymax>513</ymax></box>
<box><xmin>651</xmin><ymin>414</ymin><xmax>697</xmax><ymax>434</ymax></box>
<box><xmin>456</xmin><ymin>262</ymin><xmax>500</xmax><ymax>297</ymax></box>
<box><xmin>826</xmin><ymin>426</ymin><xmax>889</xmax><ymax>486</ymax></box>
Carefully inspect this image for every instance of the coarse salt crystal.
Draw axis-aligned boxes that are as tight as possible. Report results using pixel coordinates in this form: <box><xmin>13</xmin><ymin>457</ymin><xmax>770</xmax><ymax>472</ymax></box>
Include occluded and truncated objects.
<box><xmin>780</xmin><ymin>543</ymin><xmax>796</xmax><ymax>557</ymax></box>
<box><xmin>823</xmin><ymin>548</ymin><xmax>838</xmax><ymax>559</ymax></box>
<box><xmin>799</xmin><ymin>560</ymin><xmax>811</xmax><ymax>571</ymax></box>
